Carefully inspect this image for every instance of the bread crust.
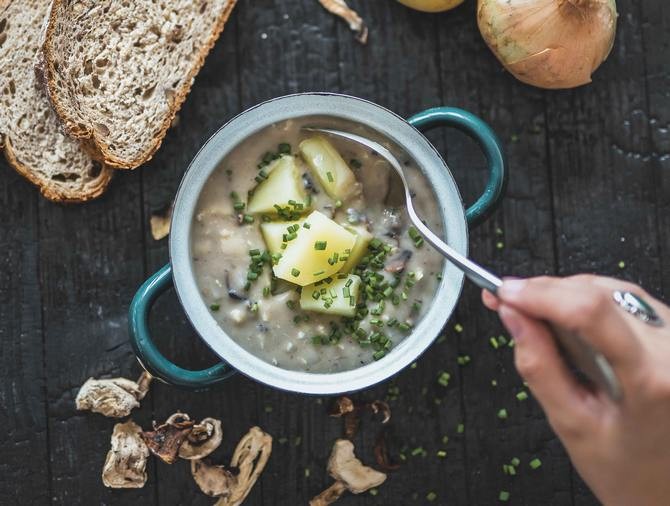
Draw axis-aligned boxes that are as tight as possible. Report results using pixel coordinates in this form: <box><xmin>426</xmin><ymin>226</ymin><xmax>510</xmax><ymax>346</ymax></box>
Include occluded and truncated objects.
<box><xmin>2</xmin><ymin>134</ymin><xmax>113</xmax><ymax>203</ymax></box>
<box><xmin>38</xmin><ymin>0</ymin><xmax>238</xmax><ymax>170</ymax></box>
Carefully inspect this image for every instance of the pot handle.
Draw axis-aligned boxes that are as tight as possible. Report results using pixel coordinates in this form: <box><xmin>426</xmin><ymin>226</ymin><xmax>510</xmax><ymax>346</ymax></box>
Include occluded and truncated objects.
<box><xmin>128</xmin><ymin>263</ymin><xmax>235</xmax><ymax>389</ymax></box>
<box><xmin>408</xmin><ymin>107</ymin><xmax>507</xmax><ymax>228</ymax></box>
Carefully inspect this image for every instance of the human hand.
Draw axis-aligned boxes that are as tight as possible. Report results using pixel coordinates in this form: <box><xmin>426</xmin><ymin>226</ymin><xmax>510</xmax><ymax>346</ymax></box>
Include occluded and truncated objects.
<box><xmin>482</xmin><ymin>275</ymin><xmax>670</xmax><ymax>506</ymax></box>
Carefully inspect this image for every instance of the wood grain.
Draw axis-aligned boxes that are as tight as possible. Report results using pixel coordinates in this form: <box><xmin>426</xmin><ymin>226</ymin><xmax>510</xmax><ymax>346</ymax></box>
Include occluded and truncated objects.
<box><xmin>0</xmin><ymin>1</ymin><xmax>667</xmax><ymax>504</ymax></box>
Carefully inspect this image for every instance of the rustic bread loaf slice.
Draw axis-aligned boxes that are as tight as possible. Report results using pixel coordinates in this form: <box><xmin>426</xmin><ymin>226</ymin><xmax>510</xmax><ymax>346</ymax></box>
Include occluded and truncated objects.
<box><xmin>0</xmin><ymin>0</ymin><xmax>112</xmax><ymax>202</ymax></box>
<box><xmin>38</xmin><ymin>0</ymin><xmax>238</xmax><ymax>170</ymax></box>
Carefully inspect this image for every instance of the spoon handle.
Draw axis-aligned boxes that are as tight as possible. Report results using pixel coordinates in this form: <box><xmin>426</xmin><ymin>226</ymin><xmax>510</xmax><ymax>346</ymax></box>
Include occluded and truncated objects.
<box><xmin>406</xmin><ymin>204</ymin><xmax>503</xmax><ymax>293</ymax></box>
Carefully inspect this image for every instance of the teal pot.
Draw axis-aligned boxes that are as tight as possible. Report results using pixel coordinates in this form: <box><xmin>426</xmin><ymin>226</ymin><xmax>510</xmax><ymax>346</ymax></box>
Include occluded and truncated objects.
<box><xmin>129</xmin><ymin>93</ymin><xmax>506</xmax><ymax>393</ymax></box>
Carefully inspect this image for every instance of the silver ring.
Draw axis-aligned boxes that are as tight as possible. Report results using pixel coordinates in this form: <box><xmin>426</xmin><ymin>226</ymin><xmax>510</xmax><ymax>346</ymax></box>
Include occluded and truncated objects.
<box><xmin>613</xmin><ymin>291</ymin><xmax>664</xmax><ymax>327</ymax></box>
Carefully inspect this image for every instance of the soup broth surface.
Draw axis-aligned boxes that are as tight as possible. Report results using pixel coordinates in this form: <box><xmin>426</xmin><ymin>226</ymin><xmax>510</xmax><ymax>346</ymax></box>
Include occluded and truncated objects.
<box><xmin>191</xmin><ymin>116</ymin><xmax>445</xmax><ymax>373</ymax></box>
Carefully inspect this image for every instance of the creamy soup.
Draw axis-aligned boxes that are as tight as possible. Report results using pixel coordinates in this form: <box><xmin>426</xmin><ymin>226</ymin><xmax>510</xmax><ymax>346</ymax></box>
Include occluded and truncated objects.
<box><xmin>191</xmin><ymin>116</ymin><xmax>444</xmax><ymax>373</ymax></box>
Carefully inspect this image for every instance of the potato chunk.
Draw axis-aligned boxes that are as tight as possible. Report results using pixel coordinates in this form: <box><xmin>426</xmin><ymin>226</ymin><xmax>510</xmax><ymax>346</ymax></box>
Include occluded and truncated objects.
<box><xmin>260</xmin><ymin>220</ymin><xmax>304</xmax><ymax>255</ymax></box>
<box><xmin>340</xmin><ymin>224</ymin><xmax>373</xmax><ymax>273</ymax></box>
<box><xmin>273</xmin><ymin>211</ymin><xmax>356</xmax><ymax>286</ymax></box>
<box><xmin>247</xmin><ymin>156</ymin><xmax>309</xmax><ymax>215</ymax></box>
<box><xmin>300</xmin><ymin>274</ymin><xmax>361</xmax><ymax>317</ymax></box>
<box><xmin>299</xmin><ymin>136</ymin><xmax>358</xmax><ymax>200</ymax></box>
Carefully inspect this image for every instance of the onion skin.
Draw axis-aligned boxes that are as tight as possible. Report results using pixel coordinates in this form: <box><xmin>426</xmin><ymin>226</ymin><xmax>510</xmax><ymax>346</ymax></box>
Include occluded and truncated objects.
<box><xmin>477</xmin><ymin>0</ymin><xmax>618</xmax><ymax>89</ymax></box>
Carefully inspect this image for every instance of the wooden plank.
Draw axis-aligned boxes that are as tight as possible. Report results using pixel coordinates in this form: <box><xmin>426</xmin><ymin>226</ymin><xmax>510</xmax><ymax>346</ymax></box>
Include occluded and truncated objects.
<box><xmin>544</xmin><ymin>2</ymin><xmax>662</xmax><ymax>505</ymax></box>
<box><xmin>38</xmin><ymin>168</ymin><xmax>155</xmax><ymax>504</ymax></box>
<box><xmin>139</xmin><ymin>9</ymin><xmax>247</xmax><ymax>506</ymax></box>
<box><xmin>433</xmin><ymin>3</ymin><xmax>571</xmax><ymax>505</ymax></box>
<box><xmin>639</xmin><ymin>0</ymin><xmax>670</xmax><ymax>296</ymax></box>
<box><xmin>335</xmin><ymin>4</ymin><xmax>470</xmax><ymax>506</ymax></box>
<box><xmin>0</xmin><ymin>163</ymin><xmax>51</xmax><ymax>504</ymax></box>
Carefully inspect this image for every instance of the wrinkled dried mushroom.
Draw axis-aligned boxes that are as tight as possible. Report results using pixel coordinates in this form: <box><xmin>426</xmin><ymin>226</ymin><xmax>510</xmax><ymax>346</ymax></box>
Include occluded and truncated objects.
<box><xmin>191</xmin><ymin>426</ymin><xmax>273</xmax><ymax>506</ymax></box>
<box><xmin>374</xmin><ymin>427</ymin><xmax>400</xmax><ymax>472</ymax></box>
<box><xmin>310</xmin><ymin>439</ymin><xmax>387</xmax><ymax>505</ymax></box>
<box><xmin>141</xmin><ymin>412</ymin><xmax>194</xmax><ymax>464</ymax></box>
<box><xmin>76</xmin><ymin>371</ymin><xmax>152</xmax><ymax>418</ymax></box>
<box><xmin>179</xmin><ymin>417</ymin><xmax>223</xmax><ymax>460</ymax></box>
<box><xmin>150</xmin><ymin>203</ymin><xmax>173</xmax><ymax>240</ymax></box>
<box><xmin>329</xmin><ymin>397</ymin><xmax>391</xmax><ymax>439</ymax></box>
<box><xmin>102</xmin><ymin>420</ymin><xmax>150</xmax><ymax>489</ymax></box>
<box><xmin>318</xmin><ymin>0</ymin><xmax>368</xmax><ymax>44</ymax></box>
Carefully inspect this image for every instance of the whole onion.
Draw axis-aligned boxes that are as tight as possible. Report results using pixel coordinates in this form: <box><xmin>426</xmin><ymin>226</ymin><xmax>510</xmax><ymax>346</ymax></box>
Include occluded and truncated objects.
<box><xmin>477</xmin><ymin>0</ymin><xmax>618</xmax><ymax>89</ymax></box>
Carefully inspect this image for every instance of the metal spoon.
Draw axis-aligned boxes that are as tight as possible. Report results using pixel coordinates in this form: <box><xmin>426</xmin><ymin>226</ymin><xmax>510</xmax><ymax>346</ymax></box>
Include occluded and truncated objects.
<box><xmin>304</xmin><ymin>127</ymin><xmax>622</xmax><ymax>401</ymax></box>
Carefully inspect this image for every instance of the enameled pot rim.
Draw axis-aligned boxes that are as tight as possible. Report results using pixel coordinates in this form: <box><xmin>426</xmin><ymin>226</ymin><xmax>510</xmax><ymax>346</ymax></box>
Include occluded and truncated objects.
<box><xmin>169</xmin><ymin>93</ymin><xmax>467</xmax><ymax>394</ymax></box>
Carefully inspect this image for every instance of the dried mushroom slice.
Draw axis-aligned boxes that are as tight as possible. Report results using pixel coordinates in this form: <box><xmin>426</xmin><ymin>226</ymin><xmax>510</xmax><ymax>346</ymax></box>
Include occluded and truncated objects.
<box><xmin>150</xmin><ymin>203</ymin><xmax>173</xmax><ymax>240</ymax></box>
<box><xmin>102</xmin><ymin>420</ymin><xmax>150</xmax><ymax>489</ymax></box>
<box><xmin>191</xmin><ymin>426</ymin><xmax>273</xmax><ymax>506</ymax></box>
<box><xmin>141</xmin><ymin>412</ymin><xmax>194</xmax><ymax>464</ymax></box>
<box><xmin>329</xmin><ymin>396</ymin><xmax>391</xmax><ymax>439</ymax></box>
<box><xmin>309</xmin><ymin>481</ymin><xmax>347</xmax><ymax>506</ymax></box>
<box><xmin>310</xmin><ymin>439</ymin><xmax>387</xmax><ymax>505</ymax></box>
<box><xmin>179</xmin><ymin>417</ymin><xmax>223</xmax><ymax>460</ymax></box>
<box><xmin>318</xmin><ymin>0</ymin><xmax>368</xmax><ymax>44</ymax></box>
<box><xmin>191</xmin><ymin>459</ymin><xmax>238</xmax><ymax>497</ymax></box>
<box><xmin>220</xmin><ymin>427</ymin><xmax>273</xmax><ymax>506</ymax></box>
<box><xmin>76</xmin><ymin>371</ymin><xmax>153</xmax><ymax>418</ymax></box>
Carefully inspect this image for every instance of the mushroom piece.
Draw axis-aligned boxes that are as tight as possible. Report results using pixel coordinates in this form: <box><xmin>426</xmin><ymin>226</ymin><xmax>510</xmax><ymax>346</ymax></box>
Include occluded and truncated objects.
<box><xmin>191</xmin><ymin>460</ymin><xmax>238</xmax><ymax>497</ymax></box>
<box><xmin>102</xmin><ymin>420</ymin><xmax>150</xmax><ymax>489</ymax></box>
<box><xmin>310</xmin><ymin>439</ymin><xmax>387</xmax><ymax>506</ymax></box>
<box><xmin>374</xmin><ymin>427</ymin><xmax>400</xmax><ymax>472</ymax></box>
<box><xmin>318</xmin><ymin>0</ymin><xmax>368</xmax><ymax>44</ymax></box>
<box><xmin>150</xmin><ymin>203</ymin><xmax>173</xmax><ymax>240</ymax></box>
<box><xmin>191</xmin><ymin>426</ymin><xmax>273</xmax><ymax>506</ymax></box>
<box><xmin>75</xmin><ymin>371</ymin><xmax>153</xmax><ymax>418</ymax></box>
<box><xmin>329</xmin><ymin>397</ymin><xmax>391</xmax><ymax>439</ymax></box>
<box><xmin>140</xmin><ymin>412</ymin><xmax>194</xmax><ymax>464</ymax></box>
<box><xmin>179</xmin><ymin>417</ymin><xmax>223</xmax><ymax>460</ymax></box>
<box><xmin>384</xmin><ymin>250</ymin><xmax>413</xmax><ymax>274</ymax></box>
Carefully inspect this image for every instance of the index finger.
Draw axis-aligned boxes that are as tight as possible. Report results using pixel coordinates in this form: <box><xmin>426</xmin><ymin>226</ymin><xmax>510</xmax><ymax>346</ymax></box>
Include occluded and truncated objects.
<box><xmin>498</xmin><ymin>275</ymin><xmax>642</xmax><ymax>372</ymax></box>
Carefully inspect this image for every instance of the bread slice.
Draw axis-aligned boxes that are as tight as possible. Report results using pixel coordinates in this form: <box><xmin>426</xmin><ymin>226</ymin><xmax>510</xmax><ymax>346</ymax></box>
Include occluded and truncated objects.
<box><xmin>38</xmin><ymin>0</ymin><xmax>238</xmax><ymax>170</ymax></box>
<box><xmin>0</xmin><ymin>0</ymin><xmax>112</xmax><ymax>202</ymax></box>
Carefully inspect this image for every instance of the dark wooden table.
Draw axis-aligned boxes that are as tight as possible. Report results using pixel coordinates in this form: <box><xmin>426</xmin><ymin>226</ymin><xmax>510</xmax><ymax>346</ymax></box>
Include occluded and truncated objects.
<box><xmin>2</xmin><ymin>1</ymin><xmax>668</xmax><ymax>504</ymax></box>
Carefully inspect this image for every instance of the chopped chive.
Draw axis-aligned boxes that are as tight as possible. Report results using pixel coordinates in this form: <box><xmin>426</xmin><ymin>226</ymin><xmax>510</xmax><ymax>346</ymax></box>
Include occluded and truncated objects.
<box><xmin>516</xmin><ymin>391</ymin><xmax>529</xmax><ymax>401</ymax></box>
<box><xmin>233</xmin><ymin>201</ymin><xmax>245</xmax><ymax>210</ymax></box>
<box><xmin>497</xmin><ymin>408</ymin><xmax>508</xmax><ymax>420</ymax></box>
<box><xmin>496</xmin><ymin>241</ymin><xmax>505</xmax><ymax>250</ymax></box>
<box><xmin>398</xmin><ymin>322</ymin><xmax>411</xmax><ymax>332</ymax></box>
<box><xmin>313</xmin><ymin>270</ymin><xmax>325</xmax><ymax>277</ymax></box>
<box><xmin>291</xmin><ymin>268</ymin><xmax>300</xmax><ymax>277</ymax></box>
<box><xmin>303</xmin><ymin>222</ymin><xmax>311</xmax><ymax>229</ymax></box>
<box><xmin>314</xmin><ymin>240</ymin><xmax>327</xmax><ymax>250</ymax></box>
<box><xmin>247</xmin><ymin>272</ymin><xmax>258</xmax><ymax>281</ymax></box>
<box><xmin>618</xmin><ymin>260</ymin><xmax>626</xmax><ymax>269</ymax></box>
<box><xmin>373</xmin><ymin>350</ymin><xmax>386</xmax><ymax>360</ymax></box>
<box><xmin>456</xmin><ymin>423</ymin><xmax>464</xmax><ymax>434</ymax></box>
<box><xmin>249</xmin><ymin>248</ymin><xmax>261</xmax><ymax>256</ymax></box>
<box><xmin>426</xmin><ymin>492</ymin><xmax>437</xmax><ymax>502</ymax></box>
<box><xmin>454</xmin><ymin>323</ymin><xmax>463</xmax><ymax>333</ymax></box>
<box><xmin>369</xmin><ymin>488</ymin><xmax>378</xmax><ymax>496</ymax></box>
<box><xmin>243</xmin><ymin>214</ymin><xmax>254</xmax><ymax>224</ymax></box>
<box><xmin>490</xmin><ymin>336</ymin><xmax>500</xmax><ymax>349</ymax></box>
<box><xmin>286</xmin><ymin>300</ymin><xmax>296</xmax><ymax>310</ymax></box>
<box><xmin>436</xmin><ymin>450</ymin><xmax>447</xmax><ymax>458</ymax></box>
<box><xmin>529</xmin><ymin>458</ymin><xmax>542</xmax><ymax>469</ymax></box>
<box><xmin>437</xmin><ymin>371</ymin><xmax>451</xmax><ymax>387</ymax></box>
<box><xmin>511</xmin><ymin>458</ymin><xmax>520</xmax><ymax>467</ymax></box>
<box><xmin>491</xmin><ymin>379</ymin><xmax>498</xmax><ymax>387</ymax></box>
<box><xmin>278</xmin><ymin>142</ymin><xmax>291</xmax><ymax>154</ymax></box>
<box><xmin>312</xmin><ymin>291</ymin><xmax>320</xmax><ymax>300</ymax></box>
<box><xmin>335</xmin><ymin>199</ymin><xmax>343</xmax><ymax>208</ymax></box>
<box><xmin>209</xmin><ymin>303</ymin><xmax>220</xmax><ymax>311</ymax></box>
<box><xmin>326</xmin><ymin>171</ymin><xmax>334</xmax><ymax>182</ymax></box>
<box><xmin>499</xmin><ymin>491</ymin><xmax>510</xmax><ymax>502</ymax></box>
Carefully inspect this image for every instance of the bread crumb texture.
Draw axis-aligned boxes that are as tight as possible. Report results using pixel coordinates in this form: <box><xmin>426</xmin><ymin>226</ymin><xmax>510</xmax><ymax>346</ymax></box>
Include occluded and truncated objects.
<box><xmin>41</xmin><ymin>0</ymin><xmax>237</xmax><ymax>169</ymax></box>
<box><xmin>0</xmin><ymin>0</ymin><xmax>112</xmax><ymax>202</ymax></box>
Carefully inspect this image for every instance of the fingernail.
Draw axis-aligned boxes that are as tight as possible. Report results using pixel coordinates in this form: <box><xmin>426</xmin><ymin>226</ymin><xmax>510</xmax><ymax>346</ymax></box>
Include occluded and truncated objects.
<box><xmin>499</xmin><ymin>279</ymin><xmax>527</xmax><ymax>300</ymax></box>
<box><xmin>499</xmin><ymin>305</ymin><xmax>524</xmax><ymax>343</ymax></box>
